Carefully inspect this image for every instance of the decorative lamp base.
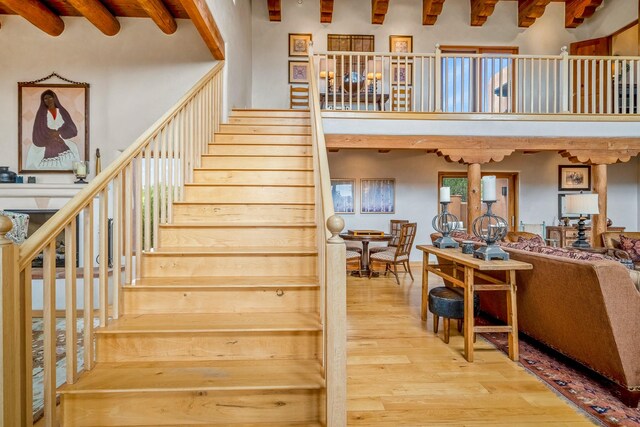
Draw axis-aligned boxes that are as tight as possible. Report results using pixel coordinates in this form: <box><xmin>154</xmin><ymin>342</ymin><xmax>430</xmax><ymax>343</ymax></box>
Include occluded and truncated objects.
<box><xmin>74</xmin><ymin>177</ymin><xmax>88</xmax><ymax>184</ymax></box>
<box><xmin>474</xmin><ymin>244</ymin><xmax>510</xmax><ymax>261</ymax></box>
<box><xmin>572</xmin><ymin>239</ymin><xmax>591</xmax><ymax>249</ymax></box>
<box><xmin>434</xmin><ymin>236</ymin><xmax>459</xmax><ymax>249</ymax></box>
<box><xmin>571</xmin><ymin>218</ymin><xmax>591</xmax><ymax>248</ymax></box>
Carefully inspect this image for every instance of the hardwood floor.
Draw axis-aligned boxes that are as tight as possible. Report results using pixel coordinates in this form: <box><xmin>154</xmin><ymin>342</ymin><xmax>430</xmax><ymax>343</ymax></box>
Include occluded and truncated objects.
<box><xmin>346</xmin><ymin>264</ymin><xmax>595</xmax><ymax>426</ymax></box>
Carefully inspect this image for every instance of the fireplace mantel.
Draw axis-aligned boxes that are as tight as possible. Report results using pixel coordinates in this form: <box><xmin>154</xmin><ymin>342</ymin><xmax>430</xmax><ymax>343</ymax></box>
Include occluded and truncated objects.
<box><xmin>0</xmin><ymin>183</ymin><xmax>85</xmax><ymax>210</ymax></box>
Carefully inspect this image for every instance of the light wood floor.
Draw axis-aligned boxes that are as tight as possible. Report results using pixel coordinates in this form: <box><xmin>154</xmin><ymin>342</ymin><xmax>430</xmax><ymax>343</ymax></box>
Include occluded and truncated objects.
<box><xmin>346</xmin><ymin>264</ymin><xmax>595</xmax><ymax>426</ymax></box>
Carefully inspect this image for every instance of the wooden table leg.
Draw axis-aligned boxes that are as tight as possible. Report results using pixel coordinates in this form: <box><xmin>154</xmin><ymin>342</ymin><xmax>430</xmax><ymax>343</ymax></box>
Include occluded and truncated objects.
<box><xmin>421</xmin><ymin>252</ymin><xmax>429</xmax><ymax>320</ymax></box>
<box><xmin>464</xmin><ymin>266</ymin><xmax>474</xmax><ymax>362</ymax></box>
<box><xmin>506</xmin><ymin>270</ymin><xmax>519</xmax><ymax>361</ymax></box>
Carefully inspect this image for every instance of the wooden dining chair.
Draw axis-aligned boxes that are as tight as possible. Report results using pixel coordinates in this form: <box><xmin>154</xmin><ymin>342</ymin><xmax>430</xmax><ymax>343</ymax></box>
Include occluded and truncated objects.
<box><xmin>290</xmin><ymin>85</ymin><xmax>309</xmax><ymax>109</ymax></box>
<box><xmin>369</xmin><ymin>219</ymin><xmax>408</xmax><ymax>255</ymax></box>
<box><xmin>369</xmin><ymin>222</ymin><xmax>417</xmax><ymax>285</ymax></box>
<box><xmin>391</xmin><ymin>86</ymin><xmax>412</xmax><ymax>112</ymax></box>
<box><xmin>346</xmin><ymin>249</ymin><xmax>362</xmax><ymax>276</ymax></box>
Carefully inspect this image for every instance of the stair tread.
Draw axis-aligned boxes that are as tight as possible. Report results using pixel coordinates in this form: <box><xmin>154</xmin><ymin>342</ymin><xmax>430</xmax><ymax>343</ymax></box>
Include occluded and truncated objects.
<box><xmin>147</xmin><ymin>246</ymin><xmax>318</xmax><ymax>255</ymax></box>
<box><xmin>131</xmin><ymin>275</ymin><xmax>319</xmax><ymax>287</ymax></box>
<box><xmin>97</xmin><ymin>312</ymin><xmax>322</xmax><ymax>334</ymax></box>
<box><xmin>184</xmin><ymin>183</ymin><xmax>314</xmax><ymax>187</ymax></box>
<box><xmin>173</xmin><ymin>201</ymin><xmax>314</xmax><ymax>206</ymax></box>
<box><xmin>159</xmin><ymin>222</ymin><xmax>316</xmax><ymax>228</ymax></box>
<box><xmin>201</xmin><ymin>154</ymin><xmax>312</xmax><ymax>158</ymax></box>
<box><xmin>59</xmin><ymin>359</ymin><xmax>323</xmax><ymax>394</ymax></box>
<box><xmin>210</xmin><ymin>143</ymin><xmax>312</xmax><ymax>146</ymax></box>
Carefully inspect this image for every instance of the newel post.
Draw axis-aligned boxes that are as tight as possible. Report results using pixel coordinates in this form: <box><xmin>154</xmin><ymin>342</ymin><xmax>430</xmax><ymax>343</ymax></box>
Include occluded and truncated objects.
<box><xmin>561</xmin><ymin>46</ymin><xmax>571</xmax><ymax>113</ymax></box>
<box><xmin>0</xmin><ymin>216</ymin><xmax>22</xmax><ymax>426</ymax></box>
<box><xmin>434</xmin><ymin>44</ymin><xmax>443</xmax><ymax>112</ymax></box>
<box><xmin>325</xmin><ymin>215</ymin><xmax>346</xmax><ymax>426</ymax></box>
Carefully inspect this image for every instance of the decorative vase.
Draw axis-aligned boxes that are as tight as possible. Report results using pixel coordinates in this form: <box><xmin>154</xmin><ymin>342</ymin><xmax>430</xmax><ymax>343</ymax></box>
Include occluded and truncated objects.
<box><xmin>0</xmin><ymin>166</ymin><xmax>17</xmax><ymax>183</ymax></box>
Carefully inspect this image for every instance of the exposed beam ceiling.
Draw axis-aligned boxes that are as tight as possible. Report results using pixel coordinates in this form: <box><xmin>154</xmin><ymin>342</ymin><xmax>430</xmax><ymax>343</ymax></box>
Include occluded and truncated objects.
<box><xmin>565</xmin><ymin>0</ymin><xmax>603</xmax><ymax>28</ymax></box>
<box><xmin>138</xmin><ymin>0</ymin><xmax>177</xmax><ymax>34</ymax></box>
<box><xmin>179</xmin><ymin>0</ymin><xmax>224</xmax><ymax>60</ymax></box>
<box><xmin>470</xmin><ymin>0</ymin><xmax>499</xmax><ymax>26</ymax></box>
<box><xmin>518</xmin><ymin>0</ymin><xmax>552</xmax><ymax>27</ymax></box>
<box><xmin>65</xmin><ymin>0</ymin><xmax>120</xmax><ymax>35</ymax></box>
<box><xmin>320</xmin><ymin>0</ymin><xmax>334</xmax><ymax>23</ymax></box>
<box><xmin>0</xmin><ymin>0</ymin><xmax>64</xmax><ymax>36</ymax></box>
<box><xmin>423</xmin><ymin>0</ymin><xmax>446</xmax><ymax>25</ymax></box>
<box><xmin>371</xmin><ymin>0</ymin><xmax>389</xmax><ymax>25</ymax></box>
<box><xmin>267</xmin><ymin>0</ymin><xmax>281</xmax><ymax>21</ymax></box>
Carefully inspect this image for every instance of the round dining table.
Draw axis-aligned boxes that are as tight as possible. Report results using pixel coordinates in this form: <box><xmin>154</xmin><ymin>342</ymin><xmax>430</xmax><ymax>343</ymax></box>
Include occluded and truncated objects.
<box><xmin>340</xmin><ymin>233</ymin><xmax>393</xmax><ymax>277</ymax></box>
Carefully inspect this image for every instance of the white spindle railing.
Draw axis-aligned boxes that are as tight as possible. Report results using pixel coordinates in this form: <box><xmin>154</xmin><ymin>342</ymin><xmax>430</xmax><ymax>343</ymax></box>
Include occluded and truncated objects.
<box><xmin>313</xmin><ymin>47</ymin><xmax>640</xmax><ymax>115</ymax></box>
<box><xmin>308</xmin><ymin>43</ymin><xmax>347</xmax><ymax>426</ymax></box>
<box><xmin>1</xmin><ymin>62</ymin><xmax>223</xmax><ymax>426</ymax></box>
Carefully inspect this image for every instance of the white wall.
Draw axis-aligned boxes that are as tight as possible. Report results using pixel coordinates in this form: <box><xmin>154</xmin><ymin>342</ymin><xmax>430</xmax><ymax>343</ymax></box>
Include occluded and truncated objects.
<box><xmin>575</xmin><ymin>0</ymin><xmax>638</xmax><ymax>41</ymax></box>
<box><xmin>329</xmin><ymin>150</ymin><xmax>639</xmax><ymax>261</ymax></box>
<box><xmin>251</xmin><ymin>0</ymin><xmax>585</xmax><ymax>109</ymax></box>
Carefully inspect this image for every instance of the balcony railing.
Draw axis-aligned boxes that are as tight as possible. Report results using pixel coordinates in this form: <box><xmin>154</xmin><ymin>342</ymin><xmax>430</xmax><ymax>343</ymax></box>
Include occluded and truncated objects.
<box><xmin>312</xmin><ymin>47</ymin><xmax>640</xmax><ymax>115</ymax></box>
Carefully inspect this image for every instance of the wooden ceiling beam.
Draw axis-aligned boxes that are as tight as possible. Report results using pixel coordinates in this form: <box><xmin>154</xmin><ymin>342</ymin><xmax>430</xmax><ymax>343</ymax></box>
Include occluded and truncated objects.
<box><xmin>518</xmin><ymin>0</ymin><xmax>552</xmax><ymax>27</ymax></box>
<box><xmin>470</xmin><ymin>0</ymin><xmax>499</xmax><ymax>26</ymax></box>
<box><xmin>267</xmin><ymin>0</ymin><xmax>281</xmax><ymax>22</ymax></box>
<box><xmin>423</xmin><ymin>0</ymin><xmax>446</xmax><ymax>25</ymax></box>
<box><xmin>0</xmin><ymin>0</ymin><xmax>64</xmax><ymax>36</ymax></box>
<box><xmin>138</xmin><ymin>0</ymin><xmax>177</xmax><ymax>34</ymax></box>
<box><xmin>179</xmin><ymin>0</ymin><xmax>224</xmax><ymax>60</ymax></box>
<box><xmin>371</xmin><ymin>0</ymin><xmax>389</xmax><ymax>25</ymax></box>
<box><xmin>65</xmin><ymin>0</ymin><xmax>120</xmax><ymax>36</ymax></box>
<box><xmin>559</xmin><ymin>149</ymin><xmax>639</xmax><ymax>165</ymax></box>
<box><xmin>565</xmin><ymin>0</ymin><xmax>603</xmax><ymax>28</ymax></box>
<box><xmin>320</xmin><ymin>0</ymin><xmax>334</xmax><ymax>23</ymax></box>
<box><xmin>437</xmin><ymin>149</ymin><xmax>515</xmax><ymax>164</ymax></box>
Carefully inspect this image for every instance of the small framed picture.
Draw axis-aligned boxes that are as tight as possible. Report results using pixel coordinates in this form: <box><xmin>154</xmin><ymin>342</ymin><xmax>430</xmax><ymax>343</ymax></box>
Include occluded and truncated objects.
<box><xmin>390</xmin><ymin>63</ymin><xmax>413</xmax><ymax>85</ymax></box>
<box><xmin>558</xmin><ymin>193</ymin><xmax>589</xmax><ymax>220</ymax></box>
<box><xmin>289</xmin><ymin>33</ymin><xmax>312</xmax><ymax>57</ymax></box>
<box><xmin>361</xmin><ymin>179</ymin><xmax>395</xmax><ymax>214</ymax></box>
<box><xmin>289</xmin><ymin>60</ymin><xmax>309</xmax><ymax>84</ymax></box>
<box><xmin>558</xmin><ymin>165</ymin><xmax>591</xmax><ymax>191</ymax></box>
<box><xmin>331</xmin><ymin>179</ymin><xmax>355</xmax><ymax>214</ymax></box>
<box><xmin>389</xmin><ymin>35</ymin><xmax>413</xmax><ymax>53</ymax></box>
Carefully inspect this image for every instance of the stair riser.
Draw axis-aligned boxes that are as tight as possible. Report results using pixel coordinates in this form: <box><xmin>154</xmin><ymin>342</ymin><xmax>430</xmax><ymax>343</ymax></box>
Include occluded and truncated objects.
<box><xmin>96</xmin><ymin>332</ymin><xmax>321</xmax><ymax>363</ymax></box>
<box><xmin>158</xmin><ymin>226</ymin><xmax>316</xmax><ymax>247</ymax></box>
<box><xmin>208</xmin><ymin>144</ymin><xmax>312</xmax><ymax>156</ymax></box>
<box><xmin>193</xmin><ymin>170</ymin><xmax>314</xmax><ymax>186</ymax></box>
<box><xmin>124</xmin><ymin>287</ymin><xmax>319</xmax><ymax>314</ymax></box>
<box><xmin>227</xmin><ymin>117</ymin><xmax>311</xmax><ymax>126</ymax></box>
<box><xmin>231</xmin><ymin>110</ymin><xmax>310</xmax><ymax>118</ymax></box>
<box><xmin>201</xmin><ymin>156</ymin><xmax>312</xmax><ymax>170</ymax></box>
<box><xmin>214</xmin><ymin>134</ymin><xmax>311</xmax><ymax>145</ymax></box>
<box><xmin>184</xmin><ymin>186</ymin><xmax>314</xmax><ymax>204</ymax></box>
<box><xmin>61</xmin><ymin>390</ymin><xmax>321</xmax><ymax>426</ymax></box>
<box><xmin>172</xmin><ymin>204</ymin><xmax>315</xmax><ymax>223</ymax></box>
<box><xmin>141</xmin><ymin>254</ymin><xmax>317</xmax><ymax>277</ymax></box>
<box><xmin>218</xmin><ymin>125</ymin><xmax>311</xmax><ymax>135</ymax></box>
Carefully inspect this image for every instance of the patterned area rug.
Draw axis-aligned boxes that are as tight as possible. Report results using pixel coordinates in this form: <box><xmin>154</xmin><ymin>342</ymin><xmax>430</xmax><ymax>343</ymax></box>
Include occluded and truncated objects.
<box><xmin>478</xmin><ymin>317</ymin><xmax>640</xmax><ymax>427</ymax></box>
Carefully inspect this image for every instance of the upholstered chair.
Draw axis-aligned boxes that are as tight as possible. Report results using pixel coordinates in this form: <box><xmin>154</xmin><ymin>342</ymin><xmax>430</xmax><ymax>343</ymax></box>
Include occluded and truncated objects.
<box><xmin>369</xmin><ymin>222</ymin><xmax>417</xmax><ymax>285</ymax></box>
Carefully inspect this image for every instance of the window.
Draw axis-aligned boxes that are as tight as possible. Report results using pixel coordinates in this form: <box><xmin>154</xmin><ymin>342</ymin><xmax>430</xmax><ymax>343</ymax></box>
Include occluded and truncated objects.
<box><xmin>440</xmin><ymin>46</ymin><xmax>518</xmax><ymax>113</ymax></box>
<box><xmin>327</xmin><ymin>35</ymin><xmax>374</xmax><ymax>52</ymax></box>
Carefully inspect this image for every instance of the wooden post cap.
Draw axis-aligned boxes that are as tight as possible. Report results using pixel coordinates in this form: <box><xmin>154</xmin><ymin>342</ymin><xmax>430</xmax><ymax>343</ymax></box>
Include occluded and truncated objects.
<box><xmin>327</xmin><ymin>215</ymin><xmax>345</xmax><ymax>243</ymax></box>
<box><xmin>0</xmin><ymin>215</ymin><xmax>14</xmax><ymax>243</ymax></box>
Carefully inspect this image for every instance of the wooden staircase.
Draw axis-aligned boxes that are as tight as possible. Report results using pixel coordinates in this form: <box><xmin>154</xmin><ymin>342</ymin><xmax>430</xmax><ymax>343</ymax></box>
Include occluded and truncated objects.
<box><xmin>58</xmin><ymin>109</ymin><xmax>326</xmax><ymax>426</ymax></box>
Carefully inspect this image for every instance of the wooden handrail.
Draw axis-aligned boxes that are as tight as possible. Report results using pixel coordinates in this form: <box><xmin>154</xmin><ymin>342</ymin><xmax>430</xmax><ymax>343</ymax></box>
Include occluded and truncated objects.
<box><xmin>19</xmin><ymin>62</ymin><xmax>224</xmax><ymax>269</ymax></box>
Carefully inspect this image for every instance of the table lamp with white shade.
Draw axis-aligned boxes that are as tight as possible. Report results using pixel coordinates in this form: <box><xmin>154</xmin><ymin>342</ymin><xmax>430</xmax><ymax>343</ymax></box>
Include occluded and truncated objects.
<box><xmin>366</xmin><ymin>59</ymin><xmax>383</xmax><ymax>92</ymax></box>
<box><xmin>564</xmin><ymin>193</ymin><xmax>599</xmax><ymax>248</ymax></box>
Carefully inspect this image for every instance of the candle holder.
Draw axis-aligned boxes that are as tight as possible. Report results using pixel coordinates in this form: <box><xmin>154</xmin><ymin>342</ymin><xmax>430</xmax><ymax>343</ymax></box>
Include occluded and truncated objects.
<box><xmin>432</xmin><ymin>202</ymin><xmax>460</xmax><ymax>249</ymax></box>
<box><xmin>73</xmin><ymin>161</ymin><xmax>89</xmax><ymax>184</ymax></box>
<box><xmin>471</xmin><ymin>200</ymin><xmax>509</xmax><ymax>261</ymax></box>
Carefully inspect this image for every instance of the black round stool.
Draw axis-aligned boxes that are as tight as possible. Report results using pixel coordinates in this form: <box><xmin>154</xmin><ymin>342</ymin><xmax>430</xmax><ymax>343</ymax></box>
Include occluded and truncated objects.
<box><xmin>428</xmin><ymin>286</ymin><xmax>480</xmax><ymax>344</ymax></box>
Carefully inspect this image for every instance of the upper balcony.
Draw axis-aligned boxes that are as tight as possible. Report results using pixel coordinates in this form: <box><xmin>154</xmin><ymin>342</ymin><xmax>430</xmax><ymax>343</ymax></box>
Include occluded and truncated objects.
<box><xmin>310</xmin><ymin>47</ymin><xmax>640</xmax><ymax>157</ymax></box>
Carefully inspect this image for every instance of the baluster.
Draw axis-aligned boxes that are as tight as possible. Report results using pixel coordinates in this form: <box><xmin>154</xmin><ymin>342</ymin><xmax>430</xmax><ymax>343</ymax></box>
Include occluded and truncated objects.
<box><xmin>65</xmin><ymin>220</ymin><xmax>77</xmax><ymax>383</ymax></box>
<box><xmin>340</xmin><ymin>55</ymin><xmax>345</xmax><ymax>111</ymax></box>
<box><xmin>405</xmin><ymin>54</ymin><xmax>410</xmax><ymax>111</ymax></box>
<box><xmin>43</xmin><ymin>241</ymin><xmax>56</xmax><ymax>426</ymax></box>
<box><xmin>178</xmin><ymin>109</ymin><xmax>185</xmax><ymax>201</ymax></box>
<box><xmin>125</xmin><ymin>164</ymin><xmax>133</xmax><ymax>285</ymax></box>
<box><xmin>356</xmin><ymin>54</ymin><xmax>360</xmax><ymax>110</ymax></box>
<box><xmin>508</xmin><ymin>58</ymin><xmax>514</xmax><ymax>113</ymax></box>
<box><xmin>614</xmin><ymin>61</ymin><xmax>620</xmax><ymax>114</ymax></box>
<box><xmin>499</xmin><ymin>58</ymin><xmax>504</xmax><ymax>113</ymax></box>
<box><xmin>153</xmin><ymin>136</ymin><xmax>160</xmax><ymax>250</ymax></box>
<box><xmin>83</xmin><ymin>203</ymin><xmax>94</xmax><ymax>370</ymax></box>
<box><xmin>452</xmin><ymin>57</ymin><xmax>457</xmax><ymax>112</ymax></box>
<box><xmin>99</xmin><ymin>188</ymin><xmax>108</xmax><ymax>326</ymax></box>
<box><xmin>435</xmin><ymin>45</ymin><xmax>442</xmax><ymax>112</ymax></box>
<box><xmin>444</xmin><ymin>55</ymin><xmax>449</xmax><ymax>112</ymax></box>
<box><xmin>144</xmin><ymin>146</ymin><xmax>151</xmax><ymax>251</ymax></box>
<box><xmin>629</xmin><ymin>60</ymin><xmax>635</xmax><ymax>114</ymax></box>
<box><xmin>530</xmin><ymin>58</ymin><xmax>535</xmax><ymax>113</ymax></box>
<box><xmin>577</xmin><ymin>60</ymin><xmax>582</xmax><ymax>113</ymax></box>
<box><xmin>113</xmin><ymin>173</ymin><xmax>122</xmax><ymax>319</ymax></box>
<box><xmin>583</xmin><ymin>59</ymin><xmax>589</xmax><ymax>113</ymax></box>
<box><xmin>22</xmin><ymin>265</ymin><xmax>33</xmax><ymax>426</ymax></box>
<box><xmin>569</xmin><ymin>59</ymin><xmax>574</xmax><ymax>112</ymax></box>
<box><xmin>622</xmin><ymin>60</ymin><xmax>628</xmax><ymax>113</ymax></box>
<box><xmin>420</xmin><ymin>56</ymin><xmax>424</xmax><ymax>112</ymax></box>
<box><xmin>591</xmin><ymin>59</ymin><xmax>596</xmax><ymax>113</ymax></box>
<box><xmin>160</xmin><ymin>127</ymin><xmax>168</xmax><ymax>226</ymax></box>
<box><xmin>552</xmin><ymin>59</ymin><xmax>557</xmax><ymax>113</ymax></box>
<box><xmin>168</xmin><ymin>119</ymin><xmax>175</xmax><ymax>223</ymax></box>
<box><xmin>598</xmin><ymin>60</ymin><xmax>604</xmax><ymax>114</ymax></box>
<box><xmin>561</xmin><ymin>47</ymin><xmax>570</xmax><ymax>113</ymax></box>
<box><xmin>135</xmin><ymin>155</ymin><xmax>143</xmax><ymax>279</ymax></box>
<box><xmin>537</xmin><ymin>59</ymin><xmax>542</xmax><ymax>113</ymax></box>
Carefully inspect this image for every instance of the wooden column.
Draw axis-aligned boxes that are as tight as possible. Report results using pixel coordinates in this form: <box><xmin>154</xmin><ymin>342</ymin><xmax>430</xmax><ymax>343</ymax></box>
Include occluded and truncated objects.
<box><xmin>467</xmin><ymin>163</ymin><xmax>482</xmax><ymax>230</ymax></box>
<box><xmin>592</xmin><ymin>164</ymin><xmax>607</xmax><ymax>248</ymax></box>
<box><xmin>0</xmin><ymin>216</ymin><xmax>23</xmax><ymax>426</ymax></box>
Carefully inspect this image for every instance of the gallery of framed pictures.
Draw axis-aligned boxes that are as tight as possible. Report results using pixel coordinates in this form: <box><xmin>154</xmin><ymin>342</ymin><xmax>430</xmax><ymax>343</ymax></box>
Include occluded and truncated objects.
<box><xmin>18</xmin><ymin>79</ymin><xmax>89</xmax><ymax>173</ymax></box>
<box><xmin>361</xmin><ymin>179</ymin><xmax>395</xmax><ymax>214</ymax></box>
<box><xmin>389</xmin><ymin>35</ymin><xmax>413</xmax><ymax>53</ymax></box>
<box><xmin>289</xmin><ymin>33</ymin><xmax>312</xmax><ymax>57</ymax></box>
<box><xmin>289</xmin><ymin>60</ymin><xmax>310</xmax><ymax>84</ymax></box>
<box><xmin>331</xmin><ymin>179</ymin><xmax>355</xmax><ymax>214</ymax></box>
<box><xmin>558</xmin><ymin>165</ymin><xmax>591</xmax><ymax>191</ymax></box>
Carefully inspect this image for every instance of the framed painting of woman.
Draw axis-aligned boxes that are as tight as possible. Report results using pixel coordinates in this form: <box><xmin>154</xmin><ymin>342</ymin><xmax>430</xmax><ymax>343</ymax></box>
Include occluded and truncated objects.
<box><xmin>18</xmin><ymin>76</ymin><xmax>89</xmax><ymax>173</ymax></box>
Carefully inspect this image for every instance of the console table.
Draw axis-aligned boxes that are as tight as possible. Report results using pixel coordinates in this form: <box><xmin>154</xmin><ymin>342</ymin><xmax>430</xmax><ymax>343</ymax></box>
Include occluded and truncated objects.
<box><xmin>418</xmin><ymin>245</ymin><xmax>533</xmax><ymax>362</ymax></box>
<box><xmin>546</xmin><ymin>226</ymin><xmax>625</xmax><ymax>248</ymax></box>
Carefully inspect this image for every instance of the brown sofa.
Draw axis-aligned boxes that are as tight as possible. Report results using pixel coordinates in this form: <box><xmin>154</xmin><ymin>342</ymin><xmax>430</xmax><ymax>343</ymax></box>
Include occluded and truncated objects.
<box><xmin>430</xmin><ymin>233</ymin><xmax>640</xmax><ymax>407</ymax></box>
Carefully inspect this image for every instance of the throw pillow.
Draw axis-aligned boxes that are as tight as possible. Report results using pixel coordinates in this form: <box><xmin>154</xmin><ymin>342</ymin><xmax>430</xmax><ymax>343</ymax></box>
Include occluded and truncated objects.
<box><xmin>530</xmin><ymin>246</ymin><xmax>609</xmax><ymax>262</ymax></box>
<box><xmin>619</xmin><ymin>235</ymin><xmax>640</xmax><ymax>262</ymax></box>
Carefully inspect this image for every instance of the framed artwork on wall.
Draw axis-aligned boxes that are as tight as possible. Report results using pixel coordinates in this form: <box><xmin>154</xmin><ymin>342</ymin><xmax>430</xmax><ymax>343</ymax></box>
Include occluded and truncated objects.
<box><xmin>389</xmin><ymin>35</ymin><xmax>413</xmax><ymax>53</ymax></box>
<box><xmin>289</xmin><ymin>60</ymin><xmax>310</xmax><ymax>84</ymax></box>
<box><xmin>558</xmin><ymin>165</ymin><xmax>591</xmax><ymax>191</ymax></box>
<box><xmin>331</xmin><ymin>179</ymin><xmax>355</xmax><ymax>214</ymax></box>
<box><xmin>18</xmin><ymin>73</ymin><xmax>90</xmax><ymax>173</ymax></box>
<box><xmin>390</xmin><ymin>63</ymin><xmax>413</xmax><ymax>85</ymax></box>
<box><xmin>361</xmin><ymin>179</ymin><xmax>395</xmax><ymax>214</ymax></box>
<box><xmin>289</xmin><ymin>33</ymin><xmax>312</xmax><ymax>57</ymax></box>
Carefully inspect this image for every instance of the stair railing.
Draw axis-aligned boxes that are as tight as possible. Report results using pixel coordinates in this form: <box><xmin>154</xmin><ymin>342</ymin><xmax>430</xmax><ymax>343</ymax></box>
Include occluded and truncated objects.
<box><xmin>0</xmin><ymin>61</ymin><xmax>224</xmax><ymax>426</ymax></box>
<box><xmin>308</xmin><ymin>42</ymin><xmax>347</xmax><ymax>427</ymax></box>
